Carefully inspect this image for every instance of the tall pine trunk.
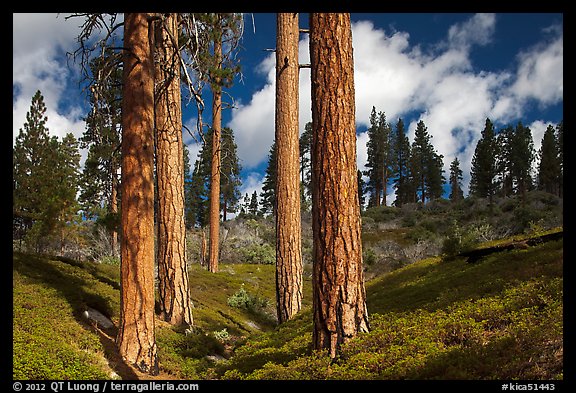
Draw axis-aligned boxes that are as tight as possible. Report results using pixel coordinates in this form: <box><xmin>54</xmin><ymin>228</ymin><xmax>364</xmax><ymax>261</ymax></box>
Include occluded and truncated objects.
<box><xmin>208</xmin><ymin>23</ymin><xmax>222</xmax><ymax>274</ymax></box>
<box><xmin>275</xmin><ymin>12</ymin><xmax>303</xmax><ymax>323</ymax></box>
<box><xmin>110</xmin><ymin>161</ymin><xmax>118</xmax><ymax>256</ymax></box>
<box><xmin>117</xmin><ymin>12</ymin><xmax>158</xmax><ymax>375</ymax></box>
<box><xmin>309</xmin><ymin>13</ymin><xmax>369</xmax><ymax>359</ymax></box>
<box><xmin>154</xmin><ymin>13</ymin><xmax>194</xmax><ymax>327</ymax></box>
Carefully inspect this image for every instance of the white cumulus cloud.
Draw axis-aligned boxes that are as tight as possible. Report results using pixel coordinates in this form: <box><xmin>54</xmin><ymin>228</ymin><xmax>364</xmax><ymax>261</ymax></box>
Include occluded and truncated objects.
<box><xmin>13</xmin><ymin>13</ymin><xmax>561</xmax><ymax>201</ymax></box>
<box><xmin>13</xmin><ymin>13</ymin><xmax>90</xmax><ymax>163</ymax></box>
<box><xmin>510</xmin><ymin>31</ymin><xmax>563</xmax><ymax>105</ymax></box>
<box><xmin>226</xmin><ymin>13</ymin><xmax>561</xmax><ymax>200</ymax></box>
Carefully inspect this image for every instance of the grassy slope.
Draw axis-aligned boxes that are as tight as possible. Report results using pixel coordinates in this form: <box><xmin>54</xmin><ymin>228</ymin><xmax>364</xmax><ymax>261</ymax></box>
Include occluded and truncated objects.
<box><xmin>186</xmin><ymin>263</ymin><xmax>312</xmax><ymax>335</ymax></box>
<box><xmin>12</xmin><ymin>230</ymin><xmax>563</xmax><ymax>380</ymax></box>
<box><xmin>13</xmin><ymin>253</ymin><xmax>119</xmax><ymax>379</ymax></box>
<box><xmin>12</xmin><ymin>253</ymin><xmax>308</xmax><ymax>379</ymax></box>
<box><xmin>216</xmin><ymin>232</ymin><xmax>563</xmax><ymax>380</ymax></box>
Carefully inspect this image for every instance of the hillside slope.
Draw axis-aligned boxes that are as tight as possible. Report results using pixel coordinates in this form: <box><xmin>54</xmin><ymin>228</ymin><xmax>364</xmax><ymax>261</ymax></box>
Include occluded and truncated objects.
<box><xmin>214</xmin><ymin>230</ymin><xmax>563</xmax><ymax>380</ymax></box>
<box><xmin>12</xmin><ymin>253</ymin><xmax>295</xmax><ymax>379</ymax></box>
<box><xmin>12</xmin><ymin>229</ymin><xmax>562</xmax><ymax>380</ymax></box>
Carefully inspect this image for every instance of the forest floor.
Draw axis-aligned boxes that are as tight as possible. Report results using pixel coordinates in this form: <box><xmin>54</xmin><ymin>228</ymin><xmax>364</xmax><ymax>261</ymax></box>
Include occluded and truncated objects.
<box><xmin>12</xmin><ymin>227</ymin><xmax>563</xmax><ymax>380</ymax></box>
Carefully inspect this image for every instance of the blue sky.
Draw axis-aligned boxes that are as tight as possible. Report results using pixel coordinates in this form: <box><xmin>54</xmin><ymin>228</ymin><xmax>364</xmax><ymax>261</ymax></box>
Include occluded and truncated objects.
<box><xmin>13</xmin><ymin>13</ymin><xmax>563</xmax><ymax>206</ymax></box>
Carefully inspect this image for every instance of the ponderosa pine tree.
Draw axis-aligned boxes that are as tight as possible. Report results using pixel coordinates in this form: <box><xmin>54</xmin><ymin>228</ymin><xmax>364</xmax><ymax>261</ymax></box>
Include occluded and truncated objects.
<box><xmin>495</xmin><ymin>125</ymin><xmax>514</xmax><ymax>198</ymax></box>
<box><xmin>412</xmin><ymin>119</ymin><xmax>445</xmax><ymax>202</ymax></box>
<box><xmin>13</xmin><ymin>91</ymin><xmax>81</xmax><ymax>253</ymax></box>
<box><xmin>116</xmin><ymin>12</ymin><xmax>158</xmax><ymax>375</ymax></box>
<box><xmin>537</xmin><ymin>124</ymin><xmax>561</xmax><ymax>196</ymax></box>
<box><xmin>219</xmin><ymin>128</ymin><xmax>242</xmax><ymax>221</ymax></box>
<box><xmin>510</xmin><ymin>121</ymin><xmax>535</xmax><ymax>204</ymax></box>
<box><xmin>154</xmin><ymin>13</ymin><xmax>194</xmax><ymax>327</ymax></box>
<box><xmin>191</xmin><ymin>126</ymin><xmax>242</xmax><ymax>226</ymax></box>
<box><xmin>261</xmin><ymin>141</ymin><xmax>278</xmax><ymax>216</ymax></box>
<box><xmin>208</xmin><ymin>18</ymin><xmax>223</xmax><ymax>273</ymax></box>
<box><xmin>193</xmin><ymin>13</ymin><xmax>243</xmax><ymax>273</ymax></box>
<box><xmin>187</xmin><ymin>158</ymin><xmax>208</xmax><ymax>228</ymax></box>
<box><xmin>392</xmin><ymin>118</ymin><xmax>412</xmax><ymax>206</ymax></box>
<box><xmin>364</xmin><ymin>107</ymin><xmax>392</xmax><ymax>207</ymax></box>
<box><xmin>364</xmin><ymin>107</ymin><xmax>383</xmax><ymax>207</ymax></box>
<box><xmin>470</xmin><ymin>118</ymin><xmax>497</xmax><ymax>204</ymax></box>
<box><xmin>378</xmin><ymin>112</ymin><xmax>392</xmax><ymax>206</ymax></box>
<box><xmin>411</xmin><ymin>120</ymin><xmax>435</xmax><ymax>203</ymax></box>
<box><xmin>418</xmin><ymin>123</ymin><xmax>446</xmax><ymax>202</ymax></box>
<box><xmin>427</xmin><ymin>153</ymin><xmax>445</xmax><ymax>201</ymax></box>
<box><xmin>309</xmin><ymin>12</ymin><xmax>369</xmax><ymax>359</ymax></box>
<box><xmin>275</xmin><ymin>12</ymin><xmax>303</xmax><ymax>323</ymax></box>
<box><xmin>51</xmin><ymin>133</ymin><xmax>82</xmax><ymax>253</ymax></box>
<box><xmin>249</xmin><ymin>190</ymin><xmax>259</xmax><ymax>216</ymax></box>
<box><xmin>13</xmin><ymin>90</ymin><xmax>51</xmax><ymax>246</ymax></box>
<box><xmin>449</xmin><ymin>157</ymin><xmax>464</xmax><ymax>202</ymax></box>
<box><xmin>78</xmin><ymin>51</ymin><xmax>122</xmax><ymax>254</ymax></box>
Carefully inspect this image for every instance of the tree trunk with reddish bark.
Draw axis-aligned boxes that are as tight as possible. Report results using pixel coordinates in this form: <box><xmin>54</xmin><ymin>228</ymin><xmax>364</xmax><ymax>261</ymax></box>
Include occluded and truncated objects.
<box><xmin>117</xmin><ymin>12</ymin><xmax>159</xmax><ymax>375</ymax></box>
<box><xmin>154</xmin><ymin>13</ymin><xmax>194</xmax><ymax>327</ymax></box>
<box><xmin>275</xmin><ymin>12</ymin><xmax>303</xmax><ymax>323</ymax></box>
<box><xmin>309</xmin><ymin>12</ymin><xmax>370</xmax><ymax>360</ymax></box>
<box><xmin>208</xmin><ymin>21</ymin><xmax>223</xmax><ymax>274</ymax></box>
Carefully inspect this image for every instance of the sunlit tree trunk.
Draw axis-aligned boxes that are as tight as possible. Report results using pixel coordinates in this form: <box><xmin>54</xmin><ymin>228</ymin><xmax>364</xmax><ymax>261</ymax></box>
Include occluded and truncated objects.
<box><xmin>208</xmin><ymin>18</ymin><xmax>223</xmax><ymax>274</ymax></box>
<box><xmin>208</xmin><ymin>99</ymin><xmax>221</xmax><ymax>273</ymax></box>
<box><xmin>110</xmin><ymin>161</ymin><xmax>119</xmax><ymax>256</ymax></box>
<box><xmin>117</xmin><ymin>12</ymin><xmax>158</xmax><ymax>375</ymax></box>
<box><xmin>275</xmin><ymin>12</ymin><xmax>303</xmax><ymax>323</ymax></box>
<box><xmin>154</xmin><ymin>13</ymin><xmax>194</xmax><ymax>327</ymax></box>
<box><xmin>309</xmin><ymin>12</ymin><xmax>369</xmax><ymax>359</ymax></box>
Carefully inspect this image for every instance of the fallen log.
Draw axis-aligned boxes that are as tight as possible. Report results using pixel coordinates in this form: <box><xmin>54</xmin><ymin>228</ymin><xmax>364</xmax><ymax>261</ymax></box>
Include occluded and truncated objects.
<box><xmin>459</xmin><ymin>230</ymin><xmax>563</xmax><ymax>263</ymax></box>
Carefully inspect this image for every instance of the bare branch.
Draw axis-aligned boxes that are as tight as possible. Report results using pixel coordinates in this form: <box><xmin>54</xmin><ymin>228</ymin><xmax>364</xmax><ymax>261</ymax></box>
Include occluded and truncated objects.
<box><xmin>65</xmin><ymin>13</ymin><xmax>124</xmax><ymax>98</ymax></box>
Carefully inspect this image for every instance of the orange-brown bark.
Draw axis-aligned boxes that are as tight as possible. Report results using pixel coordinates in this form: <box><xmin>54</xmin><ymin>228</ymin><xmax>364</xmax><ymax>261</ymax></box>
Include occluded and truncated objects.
<box><xmin>309</xmin><ymin>13</ymin><xmax>370</xmax><ymax>359</ymax></box>
<box><xmin>208</xmin><ymin>20</ymin><xmax>223</xmax><ymax>274</ymax></box>
<box><xmin>275</xmin><ymin>12</ymin><xmax>303</xmax><ymax>323</ymax></box>
<box><xmin>117</xmin><ymin>12</ymin><xmax>158</xmax><ymax>375</ymax></box>
<box><xmin>154</xmin><ymin>13</ymin><xmax>194</xmax><ymax>327</ymax></box>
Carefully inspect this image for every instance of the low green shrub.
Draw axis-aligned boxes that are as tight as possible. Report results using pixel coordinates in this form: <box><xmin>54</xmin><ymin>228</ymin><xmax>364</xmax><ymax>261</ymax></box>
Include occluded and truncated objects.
<box><xmin>441</xmin><ymin>221</ymin><xmax>479</xmax><ymax>258</ymax></box>
<box><xmin>227</xmin><ymin>284</ymin><xmax>270</xmax><ymax>313</ymax></box>
<box><xmin>212</xmin><ymin>328</ymin><xmax>231</xmax><ymax>343</ymax></box>
<box><xmin>363</xmin><ymin>205</ymin><xmax>400</xmax><ymax>223</ymax></box>
<box><xmin>239</xmin><ymin>243</ymin><xmax>275</xmax><ymax>264</ymax></box>
<box><xmin>363</xmin><ymin>248</ymin><xmax>377</xmax><ymax>266</ymax></box>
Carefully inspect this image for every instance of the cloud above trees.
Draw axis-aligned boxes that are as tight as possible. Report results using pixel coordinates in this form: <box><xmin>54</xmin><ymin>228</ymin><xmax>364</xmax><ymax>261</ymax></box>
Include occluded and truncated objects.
<box><xmin>13</xmin><ymin>14</ymin><xmax>87</xmax><ymax>148</ymax></box>
<box><xmin>13</xmin><ymin>13</ymin><xmax>562</xmax><ymax>201</ymax></box>
<box><xmin>226</xmin><ymin>13</ymin><xmax>562</xmax><ymax>197</ymax></box>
